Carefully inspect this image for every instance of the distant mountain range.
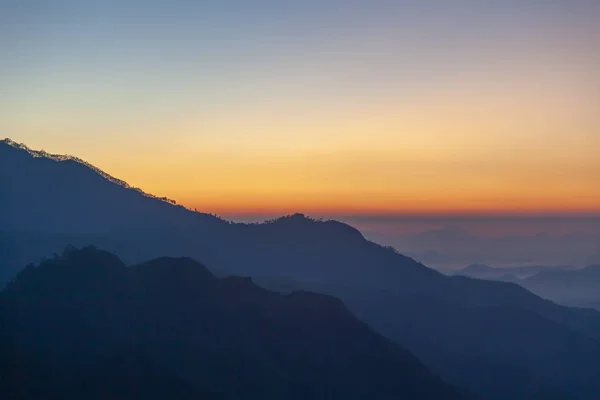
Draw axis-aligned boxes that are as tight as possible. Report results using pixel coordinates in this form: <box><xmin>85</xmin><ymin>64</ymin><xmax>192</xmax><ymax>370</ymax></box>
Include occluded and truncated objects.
<box><xmin>454</xmin><ymin>264</ymin><xmax>600</xmax><ymax>311</ymax></box>
<box><xmin>2</xmin><ymin>138</ymin><xmax>600</xmax><ymax>399</ymax></box>
<box><xmin>1</xmin><ymin>247</ymin><xmax>466</xmax><ymax>399</ymax></box>
<box><xmin>456</xmin><ymin>263</ymin><xmax>577</xmax><ymax>281</ymax></box>
<box><xmin>365</xmin><ymin>226</ymin><xmax>600</xmax><ymax>269</ymax></box>
<box><xmin>520</xmin><ymin>264</ymin><xmax>600</xmax><ymax>309</ymax></box>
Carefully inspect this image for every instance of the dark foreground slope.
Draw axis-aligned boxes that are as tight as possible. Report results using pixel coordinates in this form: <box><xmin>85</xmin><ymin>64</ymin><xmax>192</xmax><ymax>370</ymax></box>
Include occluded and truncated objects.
<box><xmin>0</xmin><ymin>247</ymin><xmax>466</xmax><ymax>400</ymax></box>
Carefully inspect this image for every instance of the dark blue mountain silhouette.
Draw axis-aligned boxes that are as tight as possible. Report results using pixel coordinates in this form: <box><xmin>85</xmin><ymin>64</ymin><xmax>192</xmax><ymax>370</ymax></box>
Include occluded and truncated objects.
<box><xmin>0</xmin><ymin>247</ymin><xmax>468</xmax><ymax>399</ymax></box>
<box><xmin>1</xmin><ymin>138</ymin><xmax>598</xmax><ymax>399</ymax></box>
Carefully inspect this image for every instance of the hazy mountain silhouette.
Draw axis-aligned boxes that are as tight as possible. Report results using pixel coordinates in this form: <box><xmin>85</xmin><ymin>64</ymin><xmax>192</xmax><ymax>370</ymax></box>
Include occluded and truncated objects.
<box><xmin>457</xmin><ymin>264</ymin><xmax>575</xmax><ymax>280</ymax></box>
<box><xmin>2</xmin><ymin>138</ymin><xmax>600</xmax><ymax>399</ymax></box>
<box><xmin>0</xmin><ymin>139</ymin><xmax>441</xmax><ymax>288</ymax></box>
<box><xmin>519</xmin><ymin>265</ymin><xmax>600</xmax><ymax>309</ymax></box>
<box><xmin>366</xmin><ymin>227</ymin><xmax>600</xmax><ymax>269</ymax></box>
<box><xmin>0</xmin><ymin>246</ymin><xmax>467</xmax><ymax>400</ymax></box>
<box><xmin>257</xmin><ymin>277</ymin><xmax>598</xmax><ymax>400</ymax></box>
<box><xmin>456</xmin><ymin>263</ymin><xmax>600</xmax><ymax>311</ymax></box>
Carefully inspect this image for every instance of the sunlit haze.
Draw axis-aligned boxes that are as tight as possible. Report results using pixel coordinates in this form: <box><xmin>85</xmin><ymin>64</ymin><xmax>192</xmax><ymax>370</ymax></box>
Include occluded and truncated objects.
<box><xmin>3</xmin><ymin>1</ymin><xmax>599</xmax><ymax>218</ymax></box>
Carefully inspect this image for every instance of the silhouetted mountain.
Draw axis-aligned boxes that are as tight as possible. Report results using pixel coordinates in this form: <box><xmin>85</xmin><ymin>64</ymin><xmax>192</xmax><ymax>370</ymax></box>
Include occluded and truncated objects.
<box><xmin>0</xmin><ymin>139</ymin><xmax>430</xmax><ymax>285</ymax></box>
<box><xmin>257</xmin><ymin>277</ymin><xmax>596</xmax><ymax>400</ymax></box>
<box><xmin>3</xmin><ymin>139</ymin><xmax>600</xmax><ymax>399</ymax></box>
<box><xmin>0</xmin><ymin>247</ymin><xmax>467</xmax><ymax>399</ymax></box>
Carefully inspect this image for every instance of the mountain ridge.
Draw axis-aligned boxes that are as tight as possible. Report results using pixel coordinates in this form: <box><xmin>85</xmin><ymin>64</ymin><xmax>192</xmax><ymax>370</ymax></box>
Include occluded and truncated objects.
<box><xmin>0</xmin><ymin>246</ymin><xmax>468</xmax><ymax>400</ymax></box>
<box><xmin>2</xmin><ymin>138</ymin><xmax>600</xmax><ymax>399</ymax></box>
<box><xmin>1</xmin><ymin>138</ymin><xmax>183</xmax><ymax>208</ymax></box>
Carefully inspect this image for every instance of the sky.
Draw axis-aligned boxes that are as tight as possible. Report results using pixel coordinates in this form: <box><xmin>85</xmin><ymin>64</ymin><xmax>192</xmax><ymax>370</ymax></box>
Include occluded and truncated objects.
<box><xmin>2</xmin><ymin>1</ymin><xmax>600</xmax><ymax>221</ymax></box>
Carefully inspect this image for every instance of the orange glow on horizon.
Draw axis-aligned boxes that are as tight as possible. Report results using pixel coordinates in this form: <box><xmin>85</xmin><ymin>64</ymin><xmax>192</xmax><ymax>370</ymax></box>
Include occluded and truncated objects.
<box><xmin>182</xmin><ymin>195</ymin><xmax>600</xmax><ymax>218</ymax></box>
